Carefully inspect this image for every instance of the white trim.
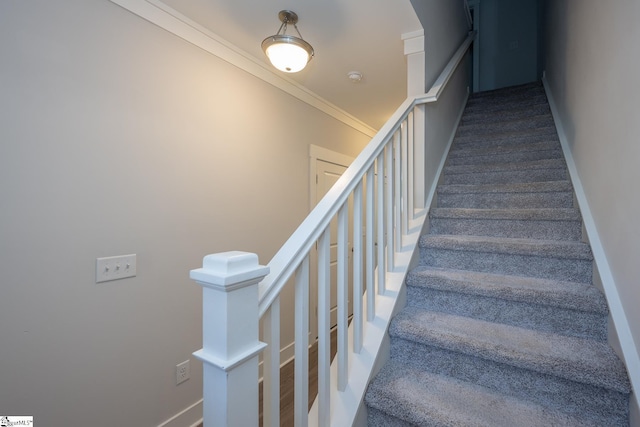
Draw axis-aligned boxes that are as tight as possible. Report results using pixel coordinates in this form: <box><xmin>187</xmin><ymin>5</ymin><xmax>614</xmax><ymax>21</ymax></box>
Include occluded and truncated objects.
<box><xmin>193</xmin><ymin>342</ymin><xmax>266</xmax><ymax>372</ymax></box>
<box><xmin>310</xmin><ymin>145</ymin><xmax>356</xmax><ymax>170</ymax></box>
<box><xmin>401</xmin><ymin>29</ymin><xmax>425</xmax><ymax>41</ymax></box>
<box><xmin>543</xmin><ymin>75</ymin><xmax>640</xmax><ymax>408</ymax></box>
<box><xmin>108</xmin><ymin>0</ymin><xmax>377</xmax><ymax>138</ymax></box>
<box><xmin>402</xmin><ymin>30</ymin><xmax>425</xmax><ymax>56</ymax></box>
<box><xmin>157</xmin><ymin>399</ymin><xmax>203</xmax><ymax>427</ymax></box>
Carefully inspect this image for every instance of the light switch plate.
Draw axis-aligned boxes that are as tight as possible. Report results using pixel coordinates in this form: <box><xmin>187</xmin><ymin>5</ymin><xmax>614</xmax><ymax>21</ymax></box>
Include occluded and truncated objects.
<box><xmin>96</xmin><ymin>254</ymin><xmax>137</xmax><ymax>283</ymax></box>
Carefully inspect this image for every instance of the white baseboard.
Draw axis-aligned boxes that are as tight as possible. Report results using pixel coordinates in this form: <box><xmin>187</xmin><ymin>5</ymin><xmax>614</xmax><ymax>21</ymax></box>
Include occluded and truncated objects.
<box><xmin>157</xmin><ymin>399</ymin><xmax>203</xmax><ymax>427</ymax></box>
<box><xmin>542</xmin><ymin>75</ymin><xmax>639</xmax><ymax>410</ymax></box>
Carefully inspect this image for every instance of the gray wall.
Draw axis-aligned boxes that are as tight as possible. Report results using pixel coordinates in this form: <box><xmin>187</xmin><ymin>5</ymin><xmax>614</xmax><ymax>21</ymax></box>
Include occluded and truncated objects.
<box><xmin>411</xmin><ymin>0</ymin><xmax>469</xmax><ymax>90</ymax></box>
<box><xmin>410</xmin><ymin>0</ymin><xmax>471</xmax><ymax>203</ymax></box>
<box><xmin>476</xmin><ymin>0</ymin><xmax>540</xmax><ymax>91</ymax></box>
<box><xmin>0</xmin><ymin>1</ymin><xmax>369</xmax><ymax>425</ymax></box>
<box><xmin>543</xmin><ymin>0</ymin><xmax>640</xmax><ymax>421</ymax></box>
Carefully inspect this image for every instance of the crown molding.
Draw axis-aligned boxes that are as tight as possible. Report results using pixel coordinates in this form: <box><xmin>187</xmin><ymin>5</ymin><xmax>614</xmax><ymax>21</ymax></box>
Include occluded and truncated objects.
<box><xmin>108</xmin><ymin>0</ymin><xmax>377</xmax><ymax>137</ymax></box>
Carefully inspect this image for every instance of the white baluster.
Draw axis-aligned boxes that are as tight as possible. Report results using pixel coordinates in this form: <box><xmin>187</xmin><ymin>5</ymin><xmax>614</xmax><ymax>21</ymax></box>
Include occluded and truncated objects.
<box><xmin>394</xmin><ymin>131</ymin><xmax>402</xmax><ymax>250</ymax></box>
<box><xmin>385</xmin><ymin>143</ymin><xmax>394</xmax><ymax>271</ymax></box>
<box><xmin>365</xmin><ymin>167</ymin><xmax>375</xmax><ymax>321</ymax></box>
<box><xmin>353</xmin><ymin>182</ymin><xmax>364</xmax><ymax>353</ymax></box>
<box><xmin>408</xmin><ymin>111</ymin><xmax>415</xmax><ymax>220</ymax></box>
<box><xmin>190</xmin><ymin>252</ymin><xmax>269</xmax><ymax>427</ymax></box>
<box><xmin>376</xmin><ymin>152</ymin><xmax>386</xmax><ymax>295</ymax></box>
<box><xmin>263</xmin><ymin>298</ymin><xmax>280</xmax><ymax>427</ymax></box>
<box><xmin>401</xmin><ymin>121</ymin><xmax>409</xmax><ymax>236</ymax></box>
<box><xmin>294</xmin><ymin>257</ymin><xmax>310</xmax><ymax>427</ymax></box>
<box><xmin>337</xmin><ymin>204</ymin><xmax>349</xmax><ymax>391</ymax></box>
<box><xmin>318</xmin><ymin>229</ymin><xmax>331</xmax><ymax>426</ymax></box>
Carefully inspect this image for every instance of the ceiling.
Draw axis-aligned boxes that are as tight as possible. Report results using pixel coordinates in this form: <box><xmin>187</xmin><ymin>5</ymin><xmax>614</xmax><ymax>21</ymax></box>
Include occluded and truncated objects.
<box><xmin>160</xmin><ymin>0</ymin><xmax>422</xmax><ymax>130</ymax></box>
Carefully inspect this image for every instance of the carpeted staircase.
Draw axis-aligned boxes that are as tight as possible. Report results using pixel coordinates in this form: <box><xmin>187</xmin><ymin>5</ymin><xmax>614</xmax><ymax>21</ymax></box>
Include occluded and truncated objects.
<box><xmin>364</xmin><ymin>82</ymin><xmax>632</xmax><ymax>426</ymax></box>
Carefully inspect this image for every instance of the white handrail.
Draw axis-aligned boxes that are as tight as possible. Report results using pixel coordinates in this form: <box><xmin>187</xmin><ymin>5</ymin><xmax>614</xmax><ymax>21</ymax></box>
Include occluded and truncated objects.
<box><xmin>418</xmin><ymin>31</ymin><xmax>476</xmax><ymax>104</ymax></box>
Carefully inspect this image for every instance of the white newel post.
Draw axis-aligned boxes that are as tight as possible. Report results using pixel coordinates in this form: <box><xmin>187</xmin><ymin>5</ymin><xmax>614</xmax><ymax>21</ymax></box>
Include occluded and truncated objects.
<box><xmin>190</xmin><ymin>251</ymin><xmax>269</xmax><ymax>427</ymax></box>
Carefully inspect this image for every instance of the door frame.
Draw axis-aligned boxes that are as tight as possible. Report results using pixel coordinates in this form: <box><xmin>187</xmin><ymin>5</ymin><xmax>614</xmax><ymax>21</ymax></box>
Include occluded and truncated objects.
<box><xmin>309</xmin><ymin>145</ymin><xmax>355</xmax><ymax>211</ymax></box>
<box><xmin>468</xmin><ymin>0</ymin><xmax>481</xmax><ymax>92</ymax></box>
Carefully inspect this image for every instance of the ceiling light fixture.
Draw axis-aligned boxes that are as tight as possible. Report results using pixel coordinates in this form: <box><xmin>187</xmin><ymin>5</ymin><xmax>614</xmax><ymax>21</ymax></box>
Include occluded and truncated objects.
<box><xmin>262</xmin><ymin>10</ymin><xmax>314</xmax><ymax>73</ymax></box>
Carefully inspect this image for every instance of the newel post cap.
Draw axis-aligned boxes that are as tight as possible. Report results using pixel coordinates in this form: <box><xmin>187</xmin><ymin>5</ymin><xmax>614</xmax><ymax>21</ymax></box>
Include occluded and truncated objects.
<box><xmin>190</xmin><ymin>251</ymin><xmax>269</xmax><ymax>291</ymax></box>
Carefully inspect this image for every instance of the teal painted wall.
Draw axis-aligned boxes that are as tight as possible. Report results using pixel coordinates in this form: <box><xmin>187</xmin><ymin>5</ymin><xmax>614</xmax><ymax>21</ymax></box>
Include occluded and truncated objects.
<box><xmin>476</xmin><ymin>0</ymin><xmax>540</xmax><ymax>91</ymax></box>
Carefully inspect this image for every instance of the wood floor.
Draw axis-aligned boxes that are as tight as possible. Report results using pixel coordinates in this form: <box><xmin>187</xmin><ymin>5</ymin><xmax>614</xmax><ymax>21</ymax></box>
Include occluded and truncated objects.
<box><xmin>195</xmin><ymin>328</ymin><xmax>338</xmax><ymax>427</ymax></box>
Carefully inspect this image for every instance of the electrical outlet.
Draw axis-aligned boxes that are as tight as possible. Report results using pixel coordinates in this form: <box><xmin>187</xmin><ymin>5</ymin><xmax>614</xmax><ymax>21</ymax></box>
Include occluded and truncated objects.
<box><xmin>96</xmin><ymin>254</ymin><xmax>137</xmax><ymax>283</ymax></box>
<box><xmin>176</xmin><ymin>360</ymin><xmax>190</xmax><ymax>385</ymax></box>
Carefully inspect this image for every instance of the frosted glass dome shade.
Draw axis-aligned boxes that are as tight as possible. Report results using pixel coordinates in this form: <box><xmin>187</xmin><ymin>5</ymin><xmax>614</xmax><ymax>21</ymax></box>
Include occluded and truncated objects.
<box><xmin>262</xmin><ymin>35</ymin><xmax>314</xmax><ymax>73</ymax></box>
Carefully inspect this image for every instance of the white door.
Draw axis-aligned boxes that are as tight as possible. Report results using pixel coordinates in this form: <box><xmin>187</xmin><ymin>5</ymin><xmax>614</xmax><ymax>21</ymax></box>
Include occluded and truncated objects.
<box><xmin>312</xmin><ymin>159</ymin><xmax>354</xmax><ymax>335</ymax></box>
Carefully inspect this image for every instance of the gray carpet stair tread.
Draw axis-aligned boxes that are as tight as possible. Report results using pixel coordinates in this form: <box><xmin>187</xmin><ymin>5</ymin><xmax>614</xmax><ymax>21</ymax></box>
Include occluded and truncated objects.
<box><xmin>438</xmin><ymin>180</ymin><xmax>572</xmax><ymax>195</ymax></box>
<box><xmin>430</xmin><ymin>207</ymin><xmax>580</xmax><ymax>221</ymax></box>
<box><xmin>461</xmin><ymin>104</ymin><xmax>551</xmax><ymax>124</ymax></box>
<box><xmin>466</xmin><ymin>87</ymin><xmax>548</xmax><ymax>106</ymax></box>
<box><xmin>457</xmin><ymin>114</ymin><xmax>555</xmax><ymax>136</ymax></box>
<box><xmin>366</xmin><ymin>363</ymin><xmax>603</xmax><ymax>427</ymax></box>
<box><xmin>444</xmin><ymin>158</ymin><xmax>566</xmax><ymax>175</ymax></box>
<box><xmin>390</xmin><ymin>307</ymin><xmax>631</xmax><ymax>393</ymax></box>
<box><xmin>448</xmin><ymin>141</ymin><xmax>560</xmax><ymax>158</ymax></box>
<box><xmin>406</xmin><ymin>266</ymin><xmax>608</xmax><ymax>314</ymax></box>
<box><xmin>419</xmin><ymin>234</ymin><xmax>593</xmax><ymax>260</ymax></box>
<box><xmin>464</xmin><ymin>96</ymin><xmax>550</xmax><ymax>114</ymax></box>
<box><xmin>453</xmin><ymin>126</ymin><xmax>558</xmax><ymax>145</ymax></box>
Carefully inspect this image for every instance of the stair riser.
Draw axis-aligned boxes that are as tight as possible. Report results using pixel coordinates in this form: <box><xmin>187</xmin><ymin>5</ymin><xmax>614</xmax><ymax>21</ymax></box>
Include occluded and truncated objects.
<box><xmin>461</xmin><ymin>105</ymin><xmax>551</xmax><ymax>125</ymax></box>
<box><xmin>437</xmin><ymin>191</ymin><xmax>574</xmax><ymax>209</ymax></box>
<box><xmin>453</xmin><ymin>129</ymin><xmax>558</xmax><ymax>148</ymax></box>
<box><xmin>406</xmin><ymin>286</ymin><xmax>606</xmax><ymax>340</ymax></box>
<box><xmin>430</xmin><ymin>217</ymin><xmax>582</xmax><ymax>240</ymax></box>
<box><xmin>407</xmin><ymin>268</ymin><xmax>608</xmax><ymax>314</ymax></box>
<box><xmin>388</xmin><ymin>338</ymin><xmax>629</xmax><ymax>426</ymax></box>
<box><xmin>466</xmin><ymin>93</ymin><xmax>547</xmax><ymax>108</ymax></box>
<box><xmin>464</xmin><ymin>101</ymin><xmax>550</xmax><ymax>118</ymax></box>
<box><xmin>469</xmin><ymin>84</ymin><xmax>544</xmax><ymax>98</ymax></box>
<box><xmin>456</xmin><ymin>117</ymin><xmax>556</xmax><ymax>137</ymax></box>
<box><xmin>367</xmin><ymin>408</ymin><xmax>413</xmax><ymax>427</ymax></box>
<box><xmin>447</xmin><ymin>149</ymin><xmax>563</xmax><ymax>166</ymax></box>
<box><xmin>420</xmin><ymin>247</ymin><xmax>593</xmax><ymax>283</ymax></box>
<box><xmin>443</xmin><ymin>168</ymin><xmax>567</xmax><ymax>185</ymax></box>
<box><xmin>449</xmin><ymin>141</ymin><xmax>560</xmax><ymax>156</ymax></box>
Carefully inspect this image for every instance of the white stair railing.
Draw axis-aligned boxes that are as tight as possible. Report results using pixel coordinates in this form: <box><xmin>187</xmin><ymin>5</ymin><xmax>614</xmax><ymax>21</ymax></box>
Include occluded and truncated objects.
<box><xmin>191</xmin><ymin>31</ymin><xmax>475</xmax><ymax>427</ymax></box>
